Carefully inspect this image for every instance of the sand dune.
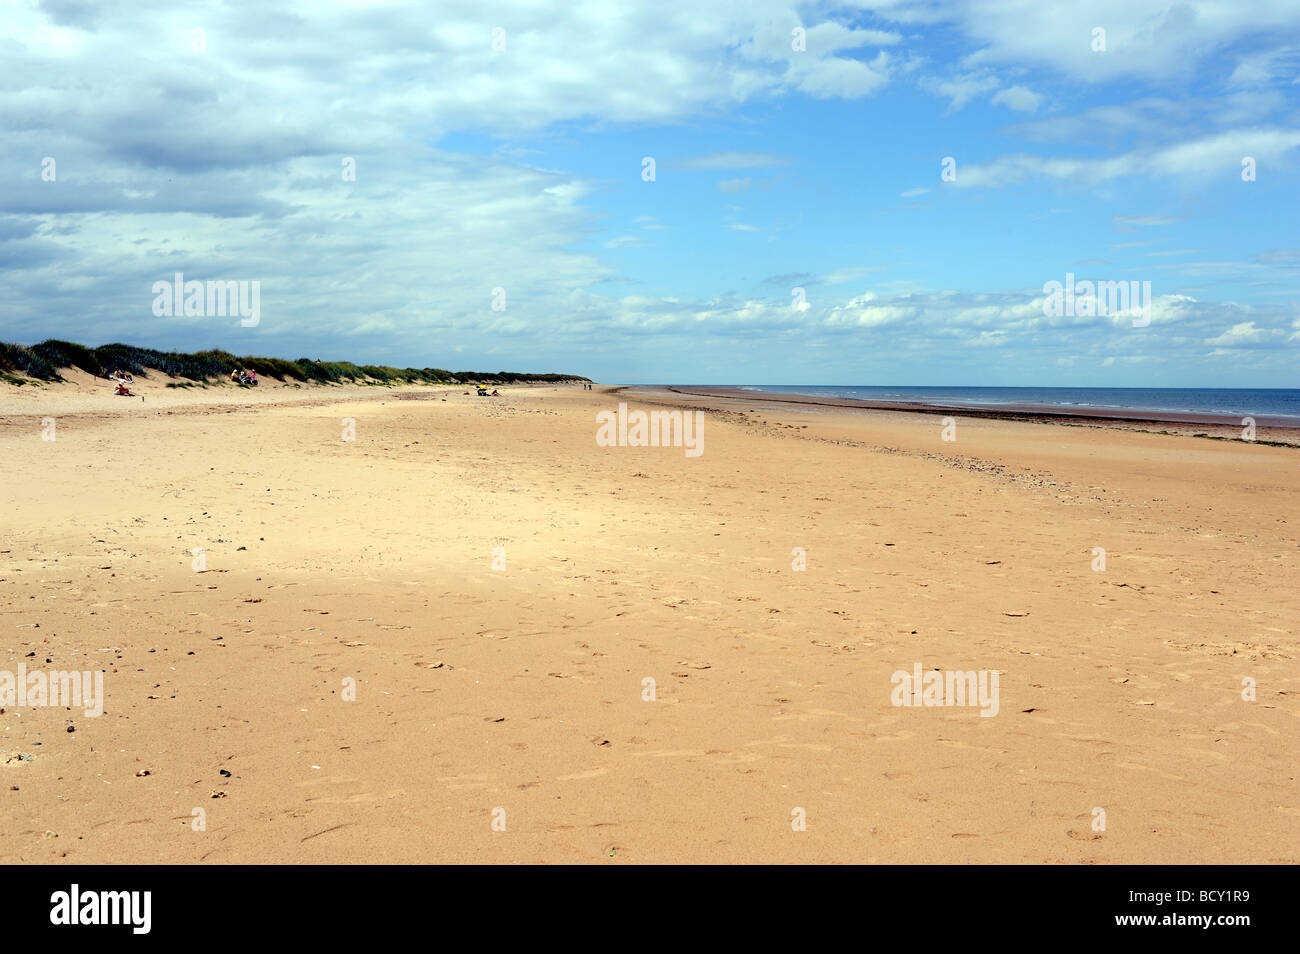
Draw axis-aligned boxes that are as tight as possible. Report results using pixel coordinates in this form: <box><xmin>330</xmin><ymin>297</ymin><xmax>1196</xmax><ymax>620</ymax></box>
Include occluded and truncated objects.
<box><xmin>1</xmin><ymin>381</ymin><xmax>1295</xmax><ymax>863</ymax></box>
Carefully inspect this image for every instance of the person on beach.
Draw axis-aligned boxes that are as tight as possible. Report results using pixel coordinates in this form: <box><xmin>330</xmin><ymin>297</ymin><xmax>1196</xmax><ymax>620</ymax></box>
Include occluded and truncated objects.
<box><xmin>113</xmin><ymin>380</ymin><xmax>134</xmax><ymax>396</ymax></box>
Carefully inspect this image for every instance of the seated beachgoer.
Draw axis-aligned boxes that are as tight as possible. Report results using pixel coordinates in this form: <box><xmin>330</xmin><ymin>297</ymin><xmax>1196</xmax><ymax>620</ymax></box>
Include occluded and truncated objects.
<box><xmin>114</xmin><ymin>381</ymin><xmax>133</xmax><ymax>396</ymax></box>
<box><xmin>249</xmin><ymin>370</ymin><xmax>257</xmax><ymax>385</ymax></box>
<box><xmin>231</xmin><ymin>370</ymin><xmax>241</xmax><ymax>383</ymax></box>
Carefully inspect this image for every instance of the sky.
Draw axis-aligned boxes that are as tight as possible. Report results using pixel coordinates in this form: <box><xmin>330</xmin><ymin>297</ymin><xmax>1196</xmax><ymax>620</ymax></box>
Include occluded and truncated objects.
<box><xmin>4</xmin><ymin>0</ymin><xmax>1300</xmax><ymax>385</ymax></box>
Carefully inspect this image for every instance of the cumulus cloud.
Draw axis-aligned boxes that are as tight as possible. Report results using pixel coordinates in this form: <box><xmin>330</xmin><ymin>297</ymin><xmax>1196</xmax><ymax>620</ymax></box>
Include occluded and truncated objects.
<box><xmin>991</xmin><ymin>85</ymin><xmax>1042</xmax><ymax>112</ymax></box>
<box><xmin>858</xmin><ymin>0</ymin><xmax>1300</xmax><ymax>84</ymax></box>
<box><xmin>5</xmin><ymin>1</ymin><xmax>884</xmax><ymax>366</ymax></box>
<box><xmin>793</xmin><ymin>50</ymin><xmax>892</xmax><ymax>98</ymax></box>
<box><xmin>1205</xmin><ymin>321</ymin><xmax>1274</xmax><ymax>347</ymax></box>
<box><xmin>6</xmin><ymin>0</ymin><xmax>1300</xmax><ymax>382</ymax></box>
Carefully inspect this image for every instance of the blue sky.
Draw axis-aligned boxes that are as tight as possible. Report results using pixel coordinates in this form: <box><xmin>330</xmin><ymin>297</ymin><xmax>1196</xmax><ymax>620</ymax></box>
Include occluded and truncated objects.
<box><xmin>4</xmin><ymin>0</ymin><xmax>1299</xmax><ymax>385</ymax></box>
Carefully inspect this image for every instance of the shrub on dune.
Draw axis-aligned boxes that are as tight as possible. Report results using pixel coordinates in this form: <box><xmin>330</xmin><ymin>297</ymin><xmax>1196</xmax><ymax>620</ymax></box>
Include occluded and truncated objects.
<box><xmin>0</xmin><ymin>342</ymin><xmax>60</xmax><ymax>380</ymax></box>
<box><xmin>0</xmin><ymin>338</ymin><xmax>591</xmax><ymax>387</ymax></box>
<box><xmin>32</xmin><ymin>339</ymin><xmax>103</xmax><ymax>378</ymax></box>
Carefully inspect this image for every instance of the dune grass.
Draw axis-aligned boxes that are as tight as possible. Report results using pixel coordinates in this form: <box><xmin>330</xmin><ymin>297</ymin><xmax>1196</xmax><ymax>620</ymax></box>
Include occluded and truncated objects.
<box><xmin>0</xmin><ymin>339</ymin><xmax>590</xmax><ymax>387</ymax></box>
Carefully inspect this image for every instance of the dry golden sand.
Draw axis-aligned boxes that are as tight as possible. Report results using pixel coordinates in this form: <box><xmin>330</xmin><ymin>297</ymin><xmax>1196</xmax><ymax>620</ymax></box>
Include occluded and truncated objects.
<box><xmin>1</xmin><ymin>375</ymin><xmax>1297</xmax><ymax>864</ymax></box>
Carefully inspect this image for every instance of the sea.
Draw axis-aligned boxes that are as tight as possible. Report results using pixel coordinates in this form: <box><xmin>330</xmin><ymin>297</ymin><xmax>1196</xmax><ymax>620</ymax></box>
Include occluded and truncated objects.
<box><xmin>722</xmin><ymin>386</ymin><xmax>1300</xmax><ymax>424</ymax></box>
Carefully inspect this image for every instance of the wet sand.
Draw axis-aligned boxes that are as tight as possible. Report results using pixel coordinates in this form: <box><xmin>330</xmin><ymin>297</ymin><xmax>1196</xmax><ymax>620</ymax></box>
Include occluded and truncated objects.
<box><xmin>659</xmin><ymin>385</ymin><xmax>1300</xmax><ymax>445</ymax></box>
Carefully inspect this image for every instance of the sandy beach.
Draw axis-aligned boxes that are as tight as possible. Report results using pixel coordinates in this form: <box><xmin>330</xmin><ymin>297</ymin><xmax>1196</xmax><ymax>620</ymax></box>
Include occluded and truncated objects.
<box><xmin>2</xmin><ymin>376</ymin><xmax>1296</xmax><ymax>864</ymax></box>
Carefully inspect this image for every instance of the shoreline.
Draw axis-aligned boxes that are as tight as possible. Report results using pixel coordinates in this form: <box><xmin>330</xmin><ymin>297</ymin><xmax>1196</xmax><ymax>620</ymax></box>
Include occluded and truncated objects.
<box><xmin>619</xmin><ymin>385</ymin><xmax>1300</xmax><ymax>446</ymax></box>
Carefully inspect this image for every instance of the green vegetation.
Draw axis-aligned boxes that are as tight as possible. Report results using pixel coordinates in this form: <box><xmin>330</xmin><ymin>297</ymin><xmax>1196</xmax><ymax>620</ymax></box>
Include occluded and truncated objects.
<box><xmin>0</xmin><ymin>339</ymin><xmax>590</xmax><ymax>387</ymax></box>
<box><xmin>0</xmin><ymin>341</ymin><xmax>59</xmax><ymax>379</ymax></box>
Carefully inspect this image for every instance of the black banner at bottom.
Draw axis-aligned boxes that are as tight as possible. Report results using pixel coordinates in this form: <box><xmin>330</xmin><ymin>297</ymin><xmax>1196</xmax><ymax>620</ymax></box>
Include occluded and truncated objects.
<box><xmin>1</xmin><ymin>864</ymin><xmax>1280</xmax><ymax>941</ymax></box>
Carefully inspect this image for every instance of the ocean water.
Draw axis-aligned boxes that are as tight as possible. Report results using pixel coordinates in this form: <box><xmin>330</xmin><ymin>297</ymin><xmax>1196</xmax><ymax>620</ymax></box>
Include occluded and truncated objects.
<box><xmin>727</xmin><ymin>386</ymin><xmax>1300</xmax><ymax>423</ymax></box>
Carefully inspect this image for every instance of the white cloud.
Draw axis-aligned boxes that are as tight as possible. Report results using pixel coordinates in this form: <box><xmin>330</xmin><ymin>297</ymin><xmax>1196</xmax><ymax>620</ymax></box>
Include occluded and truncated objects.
<box><xmin>862</xmin><ymin>0</ymin><xmax>1300</xmax><ymax>84</ymax></box>
<box><xmin>1113</xmin><ymin>215</ymin><xmax>1183</xmax><ymax>227</ymax></box>
<box><xmin>1205</xmin><ymin>321</ymin><xmax>1273</xmax><ymax>347</ymax></box>
<box><xmin>991</xmin><ymin>84</ymin><xmax>1042</xmax><ymax>112</ymax></box>
<box><xmin>1227</xmin><ymin>46</ymin><xmax>1300</xmax><ymax>89</ymax></box>
<box><xmin>801</xmin><ymin>22</ymin><xmax>902</xmax><ymax>52</ymax></box>
<box><xmin>920</xmin><ymin>71</ymin><xmax>998</xmax><ymax>110</ymax></box>
<box><xmin>793</xmin><ymin>50</ymin><xmax>892</xmax><ymax>98</ymax></box>
<box><xmin>673</xmin><ymin>152</ymin><xmax>792</xmax><ymax>171</ymax></box>
<box><xmin>952</xmin><ymin>128</ymin><xmax>1300</xmax><ymax>188</ymax></box>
